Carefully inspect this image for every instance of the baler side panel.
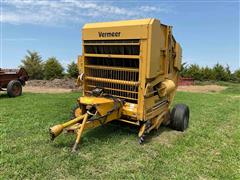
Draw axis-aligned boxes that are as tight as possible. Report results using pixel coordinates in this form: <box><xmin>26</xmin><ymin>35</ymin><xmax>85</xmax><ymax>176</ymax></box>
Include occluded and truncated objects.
<box><xmin>146</xmin><ymin>19</ymin><xmax>163</xmax><ymax>79</ymax></box>
<box><xmin>137</xmin><ymin>39</ymin><xmax>148</xmax><ymax>120</ymax></box>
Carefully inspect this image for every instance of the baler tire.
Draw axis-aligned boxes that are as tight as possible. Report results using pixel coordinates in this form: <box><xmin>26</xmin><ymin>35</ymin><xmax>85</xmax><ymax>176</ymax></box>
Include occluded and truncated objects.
<box><xmin>170</xmin><ymin>104</ymin><xmax>189</xmax><ymax>131</ymax></box>
<box><xmin>7</xmin><ymin>80</ymin><xmax>22</xmax><ymax>97</ymax></box>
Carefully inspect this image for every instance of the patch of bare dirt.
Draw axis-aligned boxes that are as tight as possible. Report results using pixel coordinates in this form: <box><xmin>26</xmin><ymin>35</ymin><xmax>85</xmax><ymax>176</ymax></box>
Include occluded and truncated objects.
<box><xmin>23</xmin><ymin>86</ymin><xmax>73</xmax><ymax>93</ymax></box>
<box><xmin>26</xmin><ymin>78</ymin><xmax>77</xmax><ymax>89</ymax></box>
<box><xmin>151</xmin><ymin>128</ymin><xmax>183</xmax><ymax>147</ymax></box>
<box><xmin>177</xmin><ymin>85</ymin><xmax>226</xmax><ymax>93</ymax></box>
<box><xmin>24</xmin><ymin>78</ymin><xmax>81</xmax><ymax>93</ymax></box>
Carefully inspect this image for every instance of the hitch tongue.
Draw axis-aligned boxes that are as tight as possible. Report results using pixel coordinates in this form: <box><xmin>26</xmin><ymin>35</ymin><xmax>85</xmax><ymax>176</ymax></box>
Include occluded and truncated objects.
<box><xmin>49</xmin><ymin>96</ymin><xmax>124</xmax><ymax>151</ymax></box>
<box><xmin>49</xmin><ymin>114</ymin><xmax>86</xmax><ymax>140</ymax></box>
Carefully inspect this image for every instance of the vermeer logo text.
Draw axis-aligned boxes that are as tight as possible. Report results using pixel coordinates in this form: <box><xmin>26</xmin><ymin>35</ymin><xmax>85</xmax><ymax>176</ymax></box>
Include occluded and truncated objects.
<box><xmin>98</xmin><ymin>32</ymin><xmax>121</xmax><ymax>37</ymax></box>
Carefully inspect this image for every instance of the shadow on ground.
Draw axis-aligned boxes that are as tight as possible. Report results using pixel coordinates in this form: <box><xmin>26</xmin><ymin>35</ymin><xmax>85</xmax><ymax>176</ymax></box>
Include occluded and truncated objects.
<box><xmin>50</xmin><ymin>121</ymin><xmax>183</xmax><ymax>150</ymax></box>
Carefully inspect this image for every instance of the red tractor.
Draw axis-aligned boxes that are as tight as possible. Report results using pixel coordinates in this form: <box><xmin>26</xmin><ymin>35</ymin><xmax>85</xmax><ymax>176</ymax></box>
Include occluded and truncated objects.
<box><xmin>0</xmin><ymin>68</ymin><xmax>29</xmax><ymax>97</ymax></box>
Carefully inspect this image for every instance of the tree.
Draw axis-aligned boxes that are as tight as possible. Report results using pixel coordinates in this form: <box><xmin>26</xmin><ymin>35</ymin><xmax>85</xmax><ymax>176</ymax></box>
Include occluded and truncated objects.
<box><xmin>186</xmin><ymin>64</ymin><xmax>203</xmax><ymax>81</ymax></box>
<box><xmin>21</xmin><ymin>50</ymin><xmax>44</xmax><ymax>79</ymax></box>
<box><xmin>232</xmin><ymin>69</ymin><xmax>240</xmax><ymax>82</ymax></box>
<box><xmin>212</xmin><ymin>63</ymin><xmax>229</xmax><ymax>81</ymax></box>
<box><xmin>202</xmin><ymin>66</ymin><xmax>215</xmax><ymax>80</ymax></box>
<box><xmin>225</xmin><ymin>64</ymin><xmax>231</xmax><ymax>77</ymax></box>
<box><xmin>44</xmin><ymin>57</ymin><xmax>64</xmax><ymax>80</ymax></box>
<box><xmin>67</xmin><ymin>61</ymin><xmax>79</xmax><ymax>78</ymax></box>
<box><xmin>225</xmin><ymin>64</ymin><xmax>231</xmax><ymax>81</ymax></box>
<box><xmin>180</xmin><ymin>62</ymin><xmax>188</xmax><ymax>77</ymax></box>
<box><xmin>178</xmin><ymin>62</ymin><xmax>236</xmax><ymax>82</ymax></box>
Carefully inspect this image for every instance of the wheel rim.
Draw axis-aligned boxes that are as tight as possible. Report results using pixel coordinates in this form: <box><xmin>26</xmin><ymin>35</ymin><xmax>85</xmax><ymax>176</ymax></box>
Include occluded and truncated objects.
<box><xmin>12</xmin><ymin>84</ymin><xmax>21</xmax><ymax>96</ymax></box>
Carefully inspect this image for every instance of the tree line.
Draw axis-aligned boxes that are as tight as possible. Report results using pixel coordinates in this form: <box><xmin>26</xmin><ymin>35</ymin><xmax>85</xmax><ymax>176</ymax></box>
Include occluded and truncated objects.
<box><xmin>21</xmin><ymin>50</ymin><xmax>79</xmax><ymax>80</ymax></box>
<box><xmin>21</xmin><ymin>50</ymin><xmax>240</xmax><ymax>82</ymax></box>
<box><xmin>180</xmin><ymin>63</ymin><xmax>240</xmax><ymax>82</ymax></box>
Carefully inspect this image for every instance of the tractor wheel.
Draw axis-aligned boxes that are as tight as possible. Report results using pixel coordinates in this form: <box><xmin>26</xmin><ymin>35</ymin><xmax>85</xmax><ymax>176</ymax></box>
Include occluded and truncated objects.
<box><xmin>70</xmin><ymin>104</ymin><xmax>82</xmax><ymax>119</ymax></box>
<box><xmin>7</xmin><ymin>80</ymin><xmax>22</xmax><ymax>97</ymax></box>
<box><xmin>170</xmin><ymin>104</ymin><xmax>189</xmax><ymax>131</ymax></box>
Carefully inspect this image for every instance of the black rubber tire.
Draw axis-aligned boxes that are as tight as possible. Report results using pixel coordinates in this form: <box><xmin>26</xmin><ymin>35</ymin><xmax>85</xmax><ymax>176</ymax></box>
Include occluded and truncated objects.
<box><xmin>7</xmin><ymin>80</ymin><xmax>22</xmax><ymax>97</ymax></box>
<box><xmin>170</xmin><ymin>104</ymin><xmax>189</xmax><ymax>131</ymax></box>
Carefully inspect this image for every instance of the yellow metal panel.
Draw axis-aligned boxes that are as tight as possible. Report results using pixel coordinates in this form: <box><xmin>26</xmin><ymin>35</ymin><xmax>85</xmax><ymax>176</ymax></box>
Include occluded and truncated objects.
<box><xmin>122</xmin><ymin>102</ymin><xmax>137</xmax><ymax>118</ymax></box>
<box><xmin>83</xmin><ymin>42</ymin><xmax>140</xmax><ymax>46</ymax></box>
<box><xmin>79</xmin><ymin>96</ymin><xmax>113</xmax><ymax>105</ymax></box>
<box><xmin>174</xmin><ymin>43</ymin><xmax>182</xmax><ymax>71</ymax></box>
<box><xmin>85</xmin><ymin>77</ymin><xmax>139</xmax><ymax>86</ymax></box>
<box><xmin>77</xmin><ymin>55</ymin><xmax>83</xmax><ymax>72</ymax></box>
<box><xmin>82</xmin><ymin>19</ymin><xmax>153</xmax><ymax>40</ymax></box>
<box><xmin>84</xmin><ymin>53</ymin><xmax>140</xmax><ymax>59</ymax></box>
<box><xmin>144</xmin><ymin>95</ymin><xmax>159</xmax><ymax>110</ymax></box>
<box><xmin>146</xmin><ymin>19</ymin><xmax>162</xmax><ymax>78</ymax></box>
<box><xmin>137</xmin><ymin>39</ymin><xmax>148</xmax><ymax>120</ymax></box>
<box><xmin>83</xmin><ymin>18</ymin><xmax>153</xmax><ymax>29</ymax></box>
<box><xmin>145</xmin><ymin>103</ymin><xmax>168</xmax><ymax>120</ymax></box>
<box><xmin>85</xmin><ymin>65</ymin><xmax>139</xmax><ymax>72</ymax></box>
<box><xmin>83</xmin><ymin>26</ymin><xmax>148</xmax><ymax>40</ymax></box>
<box><xmin>118</xmin><ymin>119</ymin><xmax>140</xmax><ymax>125</ymax></box>
<box><xmin>79</xmin><ymin>96</ymin><xmax>122</xmax><ymax>118</ymax></box>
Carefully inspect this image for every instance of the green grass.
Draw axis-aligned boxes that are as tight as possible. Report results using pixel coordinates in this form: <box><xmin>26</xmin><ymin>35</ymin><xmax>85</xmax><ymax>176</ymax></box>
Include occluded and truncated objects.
<box><xmin>1</xmin><ymin>86</ymin><xmax>240</xmax><ymax>179</ymax></box>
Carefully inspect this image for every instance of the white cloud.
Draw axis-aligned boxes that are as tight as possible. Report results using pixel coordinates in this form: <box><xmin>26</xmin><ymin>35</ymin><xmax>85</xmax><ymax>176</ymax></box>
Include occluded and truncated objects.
<box><xmin>1</xmin><ymin>0</ymin><xmax>169</xmax><ymax>25</ymax></box>
<box><xmin>138</xmin><ymin>6</ymin><xmax>158</xmax><ymax>12</ymax></box>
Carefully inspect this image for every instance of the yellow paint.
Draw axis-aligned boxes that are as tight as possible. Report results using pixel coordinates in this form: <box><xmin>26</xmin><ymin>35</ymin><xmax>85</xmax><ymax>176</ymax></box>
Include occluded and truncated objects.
<box><xmin>122</xmin><ymin>102</ymin><xmax>138</xmax><ymax>118</ymax></box>
<box><xmin>159</xmin><ymin>79</ymin><xmax>176</xmax><ymax>97</ymax></box>
<box><xmin>49</xmin><ymin>114</ymin><xmax>86</xmax><ymax>140</ymax></box>
<box><xmin>74</xmin><ymin>107</ymin><xmax>82</xmax><ymax>117</ymax></box>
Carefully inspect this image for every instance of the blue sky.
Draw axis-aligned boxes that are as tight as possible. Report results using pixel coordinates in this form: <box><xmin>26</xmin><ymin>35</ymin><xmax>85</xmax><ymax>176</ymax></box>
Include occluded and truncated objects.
<box><xmin>0</xmin><ymin>0</ymin><xmax>239</xmax><ymax>71</ymax></box>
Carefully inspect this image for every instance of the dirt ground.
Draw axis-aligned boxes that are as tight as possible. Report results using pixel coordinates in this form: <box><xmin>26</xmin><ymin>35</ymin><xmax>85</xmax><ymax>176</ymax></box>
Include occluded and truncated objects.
<box><xmin>23</xmin><ymin>86</ymin><xmax>73</xmax><ymax>93</ymax></box>
<box><xmin>23</xmin><ymin>78</ymin><xmax>81</xmax><ymax>93</ymax></box>
<box><xmin>24</xmin><ymin>79</ymin><xmax>226</xmax><ymax>94</ymax></box>
<box><xmin>177</xmin><ymin>85</ymin><xmax>226</xmax><ymax>93</ymax></box>
<box><xmin>26</xmin><ymin>78</ymin><xmax>77</xmax><ymax>89</ymax></box>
